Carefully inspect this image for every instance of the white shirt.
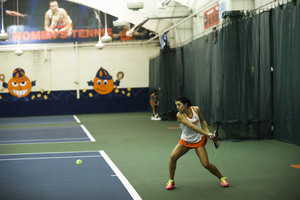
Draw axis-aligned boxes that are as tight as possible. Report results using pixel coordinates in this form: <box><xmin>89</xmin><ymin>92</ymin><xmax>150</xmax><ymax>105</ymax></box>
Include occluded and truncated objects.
<box><xmin>179</xmin><ymin>107</ymin><xmax>203</xmax><ymax>143</ymax></box>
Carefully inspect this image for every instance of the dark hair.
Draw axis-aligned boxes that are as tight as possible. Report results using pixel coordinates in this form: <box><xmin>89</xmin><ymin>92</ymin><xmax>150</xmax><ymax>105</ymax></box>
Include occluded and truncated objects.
<box><xmin>175</xmin><ymin>96</ymin><xmax>192</xmax><ymax>106</ymax></box>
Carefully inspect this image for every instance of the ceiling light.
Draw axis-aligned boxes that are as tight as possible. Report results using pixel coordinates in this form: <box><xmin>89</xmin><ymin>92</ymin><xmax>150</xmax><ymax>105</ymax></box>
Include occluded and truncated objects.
<box><xmin>14</xmin><ymin>48</ymin><xmax>23</xmax><ymax>56</ymax></box>
<box><xmin>113</xmin><ymin>19</ymin><xmax>128</xmax><ymax>27</ymax></box>
<box><xmin>101</xmin><ymin>13</ymin><xmax>112</xmax><ymax>42</ymax></box>
<box><xmin>127</xmin><ymin>0</ymin><xmax>144</xmax><ymax>11</ymax></box>
<box><xmin>94</xmin><ymin>10</ymin><xmax>105</xmax><ymax>49</ymax></box>
<box><xmin>95</xmin><ymin>40</ymin><xmax>104</xmax><ymax>49</ymax></box>
<box><xmin>14</xmin><ymin>0</ymin><xmax>23</xmax><ymax>55</ymax></box>
<box><xmin>0</xmin><ymin>31</ymin><xmax>9</xmax><ymax>41</ymax></box>
<box><xmin>0</xmin><ymin>0</ymin><xmax>9</xmax><ymax>41</ymax></box>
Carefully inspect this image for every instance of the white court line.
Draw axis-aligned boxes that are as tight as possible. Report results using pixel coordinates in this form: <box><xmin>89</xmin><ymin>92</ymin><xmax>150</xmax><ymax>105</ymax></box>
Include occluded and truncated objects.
<box><xmin>0</xmin><ymin>137</ymin><xmax>89</xmax><ymax>143</ymax></box>
<box><xmin>73</xmin><ymin>115</ymin><xmax>81</xmax><ymax>123</ymax></box>
<box><xmin>0</xmin><ymin>155</ymin><xmax>101</xmax><ymax>162</ymax></box>
<box><xmin>0</xmin><ymin>150</ymin><xmax>102</xmax><ymax>156</ymax></box>
<box><xmin>80</xmin><ymin>125</ymin><xmax>96</xmax><ymax>142</ymax></box>
<box><xmin>99</xmin><ymin>150</ymin><xmax>142</xmax><ymax>200</ymax></box>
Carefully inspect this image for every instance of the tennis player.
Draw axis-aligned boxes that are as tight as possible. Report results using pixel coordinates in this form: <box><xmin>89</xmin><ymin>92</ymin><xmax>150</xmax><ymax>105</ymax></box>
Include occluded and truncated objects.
<box><xmin>44</xmin><ymin>1</ymin><xmax>73</xmax><ymax>37</ymax></box>
<box><xmin>150</xmin><ymin>90</ymin><xmax>160</xmax><ymax>120</ymax></box>
<box><xmin>166</xmin><ymin>96</ymin><xmax>229</xmax><ymax>190</ymax></box>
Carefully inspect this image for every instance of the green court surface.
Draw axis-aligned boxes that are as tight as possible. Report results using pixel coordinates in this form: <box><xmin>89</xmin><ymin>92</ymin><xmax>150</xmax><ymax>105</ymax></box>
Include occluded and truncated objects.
<box><xmin>0</xmin><ymin>112</ymin><xmax>299</xmax><ymax>200</ymax></box>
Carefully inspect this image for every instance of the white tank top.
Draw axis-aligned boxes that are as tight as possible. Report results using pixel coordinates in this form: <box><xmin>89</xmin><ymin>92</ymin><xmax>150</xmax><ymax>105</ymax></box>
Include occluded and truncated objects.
<box><xmin>179</xmin><ymin>107</ymin><xmax>203</xmax><ymax>143</ymax></box>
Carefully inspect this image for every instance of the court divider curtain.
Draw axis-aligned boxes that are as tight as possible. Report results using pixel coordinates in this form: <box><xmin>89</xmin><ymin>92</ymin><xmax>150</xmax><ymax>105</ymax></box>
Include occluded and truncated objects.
<box><xmin>149</xmin><ymin>48</ymin><xmax>184</xmax><ymax>120</ymax></box>
<box><xmin>271</xmin><ymin>3</ymin><xmax>300</xmax><ymax>145</ymax></box>
<box><xmin>149</xmin><ymin>2</ymin><xmax>299</xmax><ymax>143</ymax></box>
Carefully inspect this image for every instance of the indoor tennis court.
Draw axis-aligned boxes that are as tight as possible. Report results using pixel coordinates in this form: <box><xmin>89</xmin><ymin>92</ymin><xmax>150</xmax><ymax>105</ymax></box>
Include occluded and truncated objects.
<box><xmin>0</xmin><ymin>112</ymin><xmax>299</xmax><ymax>200</ymax></box>
<box><xmin>0</xmin><ymin>0</ymin><xmax>299</xmax><ymax>200</ymax></box>
<box><xmin>0</xmin><ymin>115</ymin><xmax>95</xmax><ymax>144</ymax></box>
<box><xmin>0</xmin><ymin>150</ymin><xmax>141</xmax><ymax>200</ymax></box>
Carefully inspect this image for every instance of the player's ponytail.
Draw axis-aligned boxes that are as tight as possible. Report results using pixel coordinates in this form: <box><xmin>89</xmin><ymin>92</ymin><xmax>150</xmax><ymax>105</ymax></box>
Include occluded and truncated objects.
<box><xmin>175</xmin><ymin>96</ymin><xmax>192</xmax><ymax>106</ymax></box>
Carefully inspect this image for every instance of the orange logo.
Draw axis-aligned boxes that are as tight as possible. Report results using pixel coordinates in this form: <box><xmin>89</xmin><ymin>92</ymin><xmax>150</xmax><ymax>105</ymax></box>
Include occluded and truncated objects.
<box><xmin>1</xmin><ymin>68</ymin><xmax>36</xmax><ymax>98</ymax></box>
<box><xmin>88</xmin><ymin>67</ymin><xmax>124</xmax><ymax>95</ymax></box>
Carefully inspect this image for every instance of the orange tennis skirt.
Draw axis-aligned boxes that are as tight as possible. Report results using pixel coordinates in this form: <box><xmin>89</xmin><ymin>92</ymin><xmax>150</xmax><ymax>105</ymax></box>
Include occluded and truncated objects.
<box><xmin>179</xmin><ymin>135</ymin><xmax>207</xmax><ymax>148</ymax></box>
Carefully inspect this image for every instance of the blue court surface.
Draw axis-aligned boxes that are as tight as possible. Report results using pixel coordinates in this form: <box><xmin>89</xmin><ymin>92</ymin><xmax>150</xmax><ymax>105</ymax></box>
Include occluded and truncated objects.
<box><xmin>0</xmin><ymin>115</ymin><xmax>95</xmax><ymax>145</ymax></box>
<box><xmin>0</xmin><ymin>115</ymin><xmax>80</xmax><ymax>126</ymax></box>
<box><xmin>0</xmin><ymin>125</ymin><xmax>95</xmax><ymax>145</ymax></box>
<box><xmin>0</xmin><ymin>151</ymin><xmax>141</xmax><ymax>200</ymax></box>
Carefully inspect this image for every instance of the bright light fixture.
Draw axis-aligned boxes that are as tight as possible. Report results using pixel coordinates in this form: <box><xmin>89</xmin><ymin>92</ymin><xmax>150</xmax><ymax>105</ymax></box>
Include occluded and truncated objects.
<box><xmin>101</xmin><ymin>13</ymin><xmax>112</xmax><ymax>42</ymax></box>
<box><xmin>113</xmin><ymin>19</ymin><xmax>128</xmax><ymax>27</ymax></box>
<box><xmin>127</xmin><ymin>0</ymin><xmax>144</xmax><ymax>11</ymax></box>
<box><xmin>14</xmin><ymin>48</ymin><xmax>23</xmax><ymax>56</ymax></box>
<box><xmin>1</xmin><ymin>0</ymin><xmax>9</xmax><ymax>41</ymax></box>
<box><xmin>0</xmin><ymin>31</ymin><xmax>9</xmax><ymax>41</ymax></box>
<box><xmin>95</xmin><ymin>40</ymin><xmax>104</xmax><ymax>49</ymax></box>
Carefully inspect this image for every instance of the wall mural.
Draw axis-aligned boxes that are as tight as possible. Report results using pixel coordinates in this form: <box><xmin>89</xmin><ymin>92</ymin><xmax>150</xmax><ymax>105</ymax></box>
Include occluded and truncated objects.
<box><xmin>0</xmin><ymin>66</ymin><xmax>132</xmax><ymax>102</ymax></box>
<box><xmin>1</xmin><ymin>68</ymin><xmax>36</xmax><ymax>101</ymax></box>
<box><xmin>0</xmin><ymin>0</ymin><xmax>149</xmax><ymax>116</ymax></box>
<box><xmin>87</xmin><ymin>67</ymin><xmax>124</xmax><ymax>96</ymax></box>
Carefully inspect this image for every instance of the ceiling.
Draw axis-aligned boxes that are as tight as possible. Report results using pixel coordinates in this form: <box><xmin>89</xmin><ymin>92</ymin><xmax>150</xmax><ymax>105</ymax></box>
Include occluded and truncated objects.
<box><xmin>66</xmin><ymin>0</ymin><xmax>212</xmax><ymax>36</ymax></box>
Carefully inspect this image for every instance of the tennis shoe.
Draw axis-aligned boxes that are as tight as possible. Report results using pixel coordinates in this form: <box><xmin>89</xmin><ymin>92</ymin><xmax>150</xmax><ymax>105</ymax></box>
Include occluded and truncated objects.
<box><xmin>220</xmin><ymin>177</ymin><xmax>229</xmax><ymax>187</ymax></box>
<box><xmin>155</xmin><ymin>116</ymin><xmax>161</xmax><ymax>120</ymax></box>
<box><xmin>166</xmin><ymin>179</ymin><xmax>175</xmax><ymax>190</ymax></box>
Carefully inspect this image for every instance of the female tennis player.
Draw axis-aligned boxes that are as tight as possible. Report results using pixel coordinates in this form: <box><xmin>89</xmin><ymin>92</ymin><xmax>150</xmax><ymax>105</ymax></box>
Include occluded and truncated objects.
<box><xmin>166</xmin><ymin>96</ymin><xmax>229</xmax><ymax>190</ymax></box>
<box><xmin>150</xmin><ymin>90</ymin><xmax>160</xmax><ymax>120</ymax></box>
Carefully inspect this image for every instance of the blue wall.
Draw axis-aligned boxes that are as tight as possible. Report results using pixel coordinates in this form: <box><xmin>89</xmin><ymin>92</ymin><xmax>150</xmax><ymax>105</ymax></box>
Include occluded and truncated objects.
<box><xmin>0</xmin><ymin>88</ymin><xmax>149</xmax><ymax>117</ymax></box>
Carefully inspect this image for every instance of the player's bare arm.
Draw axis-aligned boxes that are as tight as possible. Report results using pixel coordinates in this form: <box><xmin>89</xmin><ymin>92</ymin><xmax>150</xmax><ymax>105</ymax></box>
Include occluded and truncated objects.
<box><xmin>44</xmin><ymin>11</ymin><xmax>52</xmax><ymax>32</ymax></box>
<box><xmin>5</xmin><ymin>10</ymin><xmax>25</xmax><ymax>17</ymax></box>
<box><xmin>194</xmin><ymin>106</ymin><xmax>210</xmax><ymax>132</ymax></box>
<box><xmin>177</xmin><ymin>112</ymin><xmax>212</xmax><ymax>137</ymax></box>
<box><xmin>194</xmin><ymin>106</ymin><xmax>214</xmax><ymax>140</ymax></box>
<box><xmin>60</xmin><ymin>9</ymin><xmax>70</xmax><ymax>32</ymax></box>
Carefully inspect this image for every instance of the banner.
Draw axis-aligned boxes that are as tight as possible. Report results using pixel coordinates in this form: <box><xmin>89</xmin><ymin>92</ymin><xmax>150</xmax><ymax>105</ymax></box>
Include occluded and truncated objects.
<box><xmin>204</xmin><ymin>4</ymin><xmax>219</xmax><ymax>29</ymax></box>
<box><xmin>0</xmin><ymin>0</ymin><xmax>149</xmax><ymax>45</ymax></box>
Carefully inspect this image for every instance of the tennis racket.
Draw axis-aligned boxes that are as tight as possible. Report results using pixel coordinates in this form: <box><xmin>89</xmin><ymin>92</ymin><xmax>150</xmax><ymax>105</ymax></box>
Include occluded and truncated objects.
<box><xmin>213</xmin><ymin>123</ymin><xmax>220</xmax><ymax>149</ymax></box>
<box><xmin>114</xmin><ymin>72</ymin><xmax>124</xmax><ymax>89</ymax></box>
<box><xmin>0</xmin><ymin>74</ymin><xmax>5</xmax><ymax>82</ymax></box>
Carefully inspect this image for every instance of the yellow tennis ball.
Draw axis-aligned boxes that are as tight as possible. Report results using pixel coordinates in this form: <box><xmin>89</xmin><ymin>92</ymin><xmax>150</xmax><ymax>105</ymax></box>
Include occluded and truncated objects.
<box><xmin>76</xmin><ymin>159</ymin><xmax>82</xmax><ymax>165</ymax></box>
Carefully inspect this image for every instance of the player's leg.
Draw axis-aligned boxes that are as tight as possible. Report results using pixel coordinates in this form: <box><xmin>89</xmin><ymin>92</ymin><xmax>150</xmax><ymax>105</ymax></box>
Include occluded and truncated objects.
<box><xmin>166</xmin><ymin>143</ymin><xmax>189</xmax><ymax>189</ymax></box>
<box><xmin>195</xmin><ymin>146</ymin><xmax>229</xmax><ymax>187</ymax></box>
<box><xmin>150</xmin><ymin>103</ymin><xmax>155</xmax><ymax>116</ymax></box>
<box><xmin>195</xmin><ymin>146</ymin><xmax>222</xmax><ymax>178</ymax></box>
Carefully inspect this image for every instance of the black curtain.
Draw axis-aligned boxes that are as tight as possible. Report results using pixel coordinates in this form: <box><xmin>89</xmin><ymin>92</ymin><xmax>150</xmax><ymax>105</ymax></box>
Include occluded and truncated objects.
<box><xmin>149</xmin><ymin>48</ymin><xmax>184</xmax><ymax>119</ymax></box>
<box><xmin>149</xmin><ymin>2</ymin><xmax>299</xmax><ymax>144</ymax></box>
<box><xmin>271</xmin><ymin>3</ymin><xmax>300</xmax><ymax>145</ymax></box>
